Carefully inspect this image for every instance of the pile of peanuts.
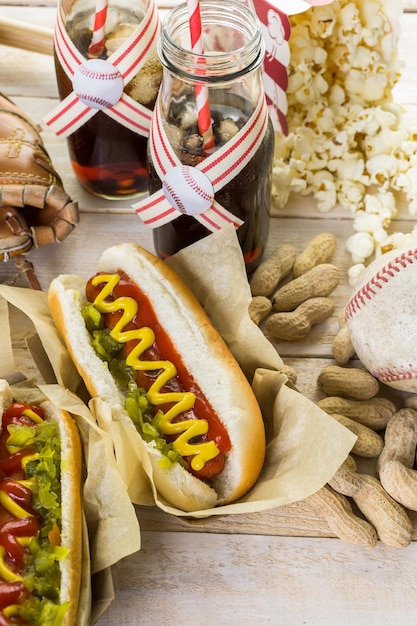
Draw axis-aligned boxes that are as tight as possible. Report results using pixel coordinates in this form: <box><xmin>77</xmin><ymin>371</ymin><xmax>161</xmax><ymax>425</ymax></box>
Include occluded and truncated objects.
<box><xmin>249</xmin><ymin>233</ymin><xmax>339</xmax><ymax>341</ymax></box>
<box><xmin>250</xmin><ymin>233</ymin><xmax>417</xmax><ymax>548</ymax></box>
<box><xmin>312</xmin><ymin>364</ymin><xmax>417</xmax><ymax>549</ymax></box>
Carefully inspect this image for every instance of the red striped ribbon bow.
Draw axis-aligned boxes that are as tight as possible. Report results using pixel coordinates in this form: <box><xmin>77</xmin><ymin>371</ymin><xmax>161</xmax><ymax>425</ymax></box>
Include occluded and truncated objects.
<box><xmin>133</xmin><ymin>93</ymin><xmax>269</xmax><ymax>232</ymax></box>
<box><xmin>43</xmin><ymin>0</ymin><xmax>160</xmax><ymax>138</ymax></box>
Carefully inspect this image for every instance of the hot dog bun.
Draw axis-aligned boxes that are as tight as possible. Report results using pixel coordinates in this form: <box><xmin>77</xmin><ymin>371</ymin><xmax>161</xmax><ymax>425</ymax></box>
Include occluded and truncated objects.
<box><xmin>48</xmin><ymin>243</ymin><xmax>266</xmax><ymax>511</ymax></box>
<box><xmin>43</xmin><ymin>399</ymin><xmax>83</xmax><ymax>625</ymax></box>
<box><xmin>0</xmin><ymin>380</ymin><xmax>83</xmax><ymax>625</ymax></box>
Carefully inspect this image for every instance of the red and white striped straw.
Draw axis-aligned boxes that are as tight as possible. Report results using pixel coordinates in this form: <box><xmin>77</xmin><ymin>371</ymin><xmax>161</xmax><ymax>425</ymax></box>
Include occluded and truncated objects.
<box><xmin>88</xmin><ymin>0</ymin><xmax>108</xmax><ymax>58</ymax></box>
<box><xmin>186</xmin><ymin>0</ymin><xmax>215</xmax><ymax>153</ymax></box>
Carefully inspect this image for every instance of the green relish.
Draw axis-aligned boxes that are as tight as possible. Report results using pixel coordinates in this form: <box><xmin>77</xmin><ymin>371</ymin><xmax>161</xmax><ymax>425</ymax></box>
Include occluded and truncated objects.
<box><xmin>5</xmin><ymin>419</ymin><xmax>69</xmax><ymax>625</ymax></box>
<box><xmin>82</xmin><ymin>301</ymin><xmax>184</xmax><ymax>468</ymax></box>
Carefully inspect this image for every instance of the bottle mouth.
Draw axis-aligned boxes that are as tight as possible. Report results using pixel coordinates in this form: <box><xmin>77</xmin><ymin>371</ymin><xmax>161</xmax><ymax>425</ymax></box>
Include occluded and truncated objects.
<box><xmin>159</xmin><ymin>0</ymin><xmax>264</xmax><ymax>82</ymax></box>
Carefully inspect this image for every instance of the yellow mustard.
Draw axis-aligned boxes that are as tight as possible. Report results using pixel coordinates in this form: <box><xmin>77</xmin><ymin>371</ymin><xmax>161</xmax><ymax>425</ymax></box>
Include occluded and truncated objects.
<box><xmin>21</xmin><ymin>409</ymin><xmax>44</xmax><ymax>424</ymax></box>
<box><xmin>0</xmin><ymin>491</ymin><xmax>33</xmax><ymax>520</ymax></box>
<box><xmin>0</xmin><ymin>547</ymin><xmax>22</xmax><ymax>583</ymax></box>
<box><xmin>92</xmin><ymin>274</ymin><xmax>220</xmax><ymax>471</ymax></box>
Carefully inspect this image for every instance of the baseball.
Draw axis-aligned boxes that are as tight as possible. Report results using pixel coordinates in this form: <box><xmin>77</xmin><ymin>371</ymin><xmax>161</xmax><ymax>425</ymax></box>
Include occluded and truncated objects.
<box><xmin>72</xmin><ymin>59</ymin><xmax>124</xmax><ymax>110</ymax></box>
<box><xmin>345</xmin><ymin>246</ymin><xmax>417</xmax><ymax>392</ymax></box>
<box><xmin>162</xmin><ymin>165</ymin><xmax>214</xmax><ymax>216</ymax></box>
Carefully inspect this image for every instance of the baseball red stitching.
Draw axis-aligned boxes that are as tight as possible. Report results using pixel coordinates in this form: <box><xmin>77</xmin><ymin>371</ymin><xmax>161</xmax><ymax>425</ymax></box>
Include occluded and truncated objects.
<box><xmin>163</xmin><ymin>181</ymin><xmax>186</xmax><ymax>213</ymax></box>
<box><xmin>76</xmin><ymin>93</ymin><xmax>113</xmax><ymax>108</ymax></box>
<box><xmin>78</xmin><ymin>65</ymin><xmax>121</xmax><ymax>81</ymax></box>
<box><xmin>183</xmin><ymin>167</ymin><xmax>213</xmax><ymax>202</ymax></box>
<box><xmin>345</xmin><ymin>248</ymin><xmax>417</xmax><ymax>321</ymax></box>
<box><xmin>371</xmin><ymin>364</ymin><xmax>417</xmax><ymax>383</ymax></box>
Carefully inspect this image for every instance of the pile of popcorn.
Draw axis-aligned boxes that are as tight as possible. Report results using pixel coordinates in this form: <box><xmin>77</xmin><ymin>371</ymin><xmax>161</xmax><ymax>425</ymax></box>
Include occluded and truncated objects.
<box><xmin>271</xmin><ymin>0</ymin><xmax>417</xmax><ymax>285</ymax></box>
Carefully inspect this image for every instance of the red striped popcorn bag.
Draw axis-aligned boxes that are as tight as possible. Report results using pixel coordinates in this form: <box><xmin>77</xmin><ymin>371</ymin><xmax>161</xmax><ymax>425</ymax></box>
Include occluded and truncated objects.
<box><xmin>133</xmin><ymin>0</ymin><xmax>276</xmax><ymax>274</ymax></box>
<box><xmin>44</xmin><ymin>0</ymin><xmax>162</xmax><ymax>199</ymax></box>
<box><xmin>269</xmin><ymin>0</ymin><xmax>408</xmax><ymax>277</ymax></box>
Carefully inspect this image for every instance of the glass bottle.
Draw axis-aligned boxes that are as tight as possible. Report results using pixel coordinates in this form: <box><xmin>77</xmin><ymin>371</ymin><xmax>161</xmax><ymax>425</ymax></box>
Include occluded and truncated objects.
<box><xmin>53</xmin><ymin>0</ymin><xmax>162</xmax><ymax>199</ymax></box>
<box><xmin>148</xmin><ymin>0</ymin><xmax>274</xmax><ymax>273</ymax></box>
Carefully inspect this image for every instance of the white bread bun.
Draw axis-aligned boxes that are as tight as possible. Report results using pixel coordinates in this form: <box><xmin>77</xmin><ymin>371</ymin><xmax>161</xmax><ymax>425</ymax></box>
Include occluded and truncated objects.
<box><xmin>0</xmin><ymin>380</ymin><xmax>13</xmax><ymax>413</ymax></box>
<box><xmin>0</xmin><ymin>383</ymin><xmax>83</xmax><ymax>624</ymax></box>
<box><xmin>48</xmin><ymin>243</ymin><xmax>266</xmax><ymax>511</ymax></box>
<box><xmin>42</xmin><ymin>401</ymin><xmax>83</xmax><ymax>626</ymax></box>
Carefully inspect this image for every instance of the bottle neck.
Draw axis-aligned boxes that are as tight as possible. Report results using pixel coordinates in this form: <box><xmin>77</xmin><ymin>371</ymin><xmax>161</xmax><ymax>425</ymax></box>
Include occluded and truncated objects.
<box><xmin>158</xmin><ymin>0</ymin><xmax>264</xmax><ymax>84</ymax></box>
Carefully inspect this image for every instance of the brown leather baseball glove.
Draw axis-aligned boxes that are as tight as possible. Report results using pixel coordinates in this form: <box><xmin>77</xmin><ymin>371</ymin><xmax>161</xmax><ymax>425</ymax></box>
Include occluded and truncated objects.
<box><xmin>0</xmin><ymin>93</ymin><xmax>79</xmax><ymax>288</ymax></box>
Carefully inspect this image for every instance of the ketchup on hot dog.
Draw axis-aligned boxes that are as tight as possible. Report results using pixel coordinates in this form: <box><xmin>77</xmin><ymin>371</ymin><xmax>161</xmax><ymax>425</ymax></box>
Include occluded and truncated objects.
<box><xmin>0</xmin><ymin>402</ymin><xmax>69</xmax><ymax>625</ymax></box>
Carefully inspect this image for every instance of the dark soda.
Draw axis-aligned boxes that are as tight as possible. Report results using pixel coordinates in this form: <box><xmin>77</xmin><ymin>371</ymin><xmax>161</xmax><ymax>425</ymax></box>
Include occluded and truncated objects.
<box><xmin>55</xmin><ymin>18</ymin><xmax>161</xmax><ymax>199</ymax></box>
<box><xmin>148</xmin><ymin>98</ymin><xmax>274</xmax><ymax>274</ymax></box>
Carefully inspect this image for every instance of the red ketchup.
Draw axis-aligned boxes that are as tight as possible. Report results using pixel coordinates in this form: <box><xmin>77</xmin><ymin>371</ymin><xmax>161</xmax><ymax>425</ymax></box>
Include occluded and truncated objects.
<box><xmin>0</xmin><ymin>403</ymin><xmax>43</xmax><ymax>620</ymax></box>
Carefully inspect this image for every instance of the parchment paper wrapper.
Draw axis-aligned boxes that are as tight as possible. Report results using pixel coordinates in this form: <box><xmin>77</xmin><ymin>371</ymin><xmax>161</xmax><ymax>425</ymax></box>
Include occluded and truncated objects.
<box><xmin>0</xmin><ymin>289</ymin><xmax>141</xmax><ymax>623</ymax></box>
<box><xmin>0</xmin><ymin>227</ymin><xmax>355</xmax><ymax>524</ymax></box>
<box><xmin>164</xmin><ymin>226</ymin><xmax>357</xmax><ymax>517</ymax></box>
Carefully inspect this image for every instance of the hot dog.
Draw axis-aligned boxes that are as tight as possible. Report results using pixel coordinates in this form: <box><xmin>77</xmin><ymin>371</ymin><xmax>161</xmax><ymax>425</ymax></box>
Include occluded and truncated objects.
<box><xmin>48</xmin><ymin>243</ymin><xmax>266</xmax><ymax>511</ymax></box>
<box><xmin>0</xmin><ymin>380</ymin><xmax>82</xmax><ymax>625</ymax></box>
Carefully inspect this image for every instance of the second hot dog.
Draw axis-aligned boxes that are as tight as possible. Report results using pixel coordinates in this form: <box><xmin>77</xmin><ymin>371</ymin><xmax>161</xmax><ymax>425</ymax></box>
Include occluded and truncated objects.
<box><xmin>0</xmin><ymin>380</ymin><xmax>82</xmax><ymax>625</ymax></box>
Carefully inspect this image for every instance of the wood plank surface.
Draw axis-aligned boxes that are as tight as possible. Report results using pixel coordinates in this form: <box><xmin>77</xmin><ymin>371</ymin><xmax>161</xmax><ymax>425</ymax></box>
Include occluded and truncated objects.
<box><xmin>1</xmin><ymin>2</ymin><xmax>417</xmax><ymax>625</ymax></box>
<box><xmin>100</xmin><ymin>532</ymin><xmax>417</xmax><ymax>626</ymax></box>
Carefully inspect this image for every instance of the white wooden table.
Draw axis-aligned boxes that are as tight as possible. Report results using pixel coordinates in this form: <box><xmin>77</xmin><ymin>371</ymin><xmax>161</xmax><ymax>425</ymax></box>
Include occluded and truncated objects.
<box><xmin>2</xmin><ymin>1</ymin><xmax>417</xmax><ymax>624</ymax></box>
